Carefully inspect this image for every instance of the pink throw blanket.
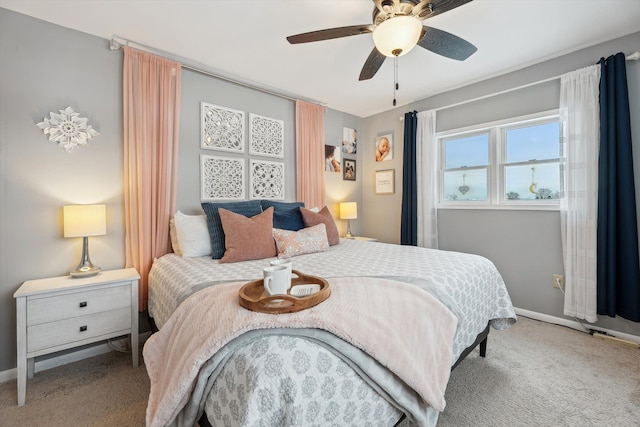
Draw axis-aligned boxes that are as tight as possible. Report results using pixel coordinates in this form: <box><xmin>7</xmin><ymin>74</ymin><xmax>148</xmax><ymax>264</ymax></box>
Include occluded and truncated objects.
<box><xmin>144</xmin><ymin>277</ymin><xmax>458</xmax><ymax>427</ymax></box>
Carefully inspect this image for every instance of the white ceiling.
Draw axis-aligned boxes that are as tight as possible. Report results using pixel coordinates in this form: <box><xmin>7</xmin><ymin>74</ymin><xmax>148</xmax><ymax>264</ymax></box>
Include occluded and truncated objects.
<box><xmin>2</xmin><ymin>0</ymin><xmax>639</xmax><ymax>117</ymax></box>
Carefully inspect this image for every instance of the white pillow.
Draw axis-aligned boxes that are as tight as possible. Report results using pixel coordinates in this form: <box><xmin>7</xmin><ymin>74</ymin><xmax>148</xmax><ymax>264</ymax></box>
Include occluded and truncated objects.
<box><xmin>169</xmin><ymin>218</ymin><xmax>182</xmax><ymax>256</ymax></box>
<box><xmin>174</xmin><ymin>211</ymin><xmax>212</xmax><ymax>257</ymax></box>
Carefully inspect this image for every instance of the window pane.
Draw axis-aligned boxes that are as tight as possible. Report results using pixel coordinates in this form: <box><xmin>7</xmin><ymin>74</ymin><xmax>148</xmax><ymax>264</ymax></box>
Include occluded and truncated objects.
<box><xmin>505</xmin><ymin>163</ymin><xmax>560</xmax><ymax>200</ymax></box>
<box><xmin>444</xmin><ymin>133</ymin><xmax>489</xmax><ymax>169</ymax></box>
<box><xmin>443</xmin><ymin>169</ymin><xmax>487</xmax><ymax>201</ymax></box>
<box><xmin>506</xmin><ymin>122</ymin><xmax>560</xmax><ymax>163</ymax></box>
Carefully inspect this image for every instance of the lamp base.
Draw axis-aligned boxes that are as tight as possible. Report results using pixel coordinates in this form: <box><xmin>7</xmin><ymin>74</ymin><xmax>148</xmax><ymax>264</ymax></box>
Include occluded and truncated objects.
<box><xmin>345</xmin><ymin>220</ymin><xmax>353</xmax><ymax>238</ymax></box>
<box><xmin>70</xmin><ymin>266</ymin><xmax>101</xmax><ymax>278</ymax></box>
<box><xmin>70</xmin><ymin>236</ymin><xmax>101</xmax><ymax>278</ymax></box>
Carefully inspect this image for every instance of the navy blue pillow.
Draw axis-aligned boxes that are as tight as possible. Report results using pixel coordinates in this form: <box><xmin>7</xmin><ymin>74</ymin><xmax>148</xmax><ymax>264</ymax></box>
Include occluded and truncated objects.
<box><xmin>260</xmin><ymin>200</ymin><xmax>305</xmax><ymax>231</ymax></box>
<box><xmin>201</xmin><ymin>200</ymin><xmax>263</xmax><ymax>259</ymax></box>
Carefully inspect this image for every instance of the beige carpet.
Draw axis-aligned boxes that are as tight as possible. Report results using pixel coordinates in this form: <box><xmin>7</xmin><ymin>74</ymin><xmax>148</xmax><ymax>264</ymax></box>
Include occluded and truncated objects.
<box><xmin>0</xmin><ymin>348</ymin><xmax>149</xmax><ymax>426</ymax></box>
<box><xmin>0</xmin><ymin>317</ymin><xmax>638</xmax><ymax>426</ymax></box>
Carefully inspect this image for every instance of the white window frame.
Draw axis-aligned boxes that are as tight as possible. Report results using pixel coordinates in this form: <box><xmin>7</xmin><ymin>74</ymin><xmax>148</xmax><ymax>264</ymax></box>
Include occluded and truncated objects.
<box><xmin>437</xmin><ymin>110</ymin><xmax>561</xmax><ymax>211</ymax></box>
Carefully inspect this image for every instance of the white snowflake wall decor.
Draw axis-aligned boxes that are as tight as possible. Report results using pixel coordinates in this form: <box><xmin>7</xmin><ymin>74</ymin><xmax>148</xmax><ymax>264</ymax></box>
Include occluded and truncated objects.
<box><xmin>36</xmin><ymin>106</ymin><xmax>99</xmax><ymax>153</ymax></box>
<box><xmin>249</xmin><ymin>113</ymin><xmax>284</xmax><ymax>158</ymax></box>
<box><xmin>200</xmin><ymin>154</ymin><xmax>245</xmax><ymax>201</ymax></box>
<box><xmin>250</xmin><ymin>159</ymin><xmax>285</xmax><ymax>200</ymax></box>
<box><xmin>201</xmin><ymin>102</ymin><xmax>245</xmax><ymax>152</ymax></box>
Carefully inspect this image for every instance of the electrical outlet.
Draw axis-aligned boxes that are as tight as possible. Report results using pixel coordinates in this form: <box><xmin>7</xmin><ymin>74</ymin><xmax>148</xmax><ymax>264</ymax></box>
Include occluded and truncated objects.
<box><xmin>552</xmin><ymin>274</ymin><xmax>564</xmax><ymax>289</ymax></box>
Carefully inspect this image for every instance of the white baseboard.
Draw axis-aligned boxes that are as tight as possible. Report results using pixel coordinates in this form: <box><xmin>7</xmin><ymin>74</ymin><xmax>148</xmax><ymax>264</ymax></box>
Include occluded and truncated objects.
<box><xmin>514</xmin><ymin>307</ymin><xmax>640</xmax><ymax>345</ymax></box>
<box><xmin>0</xmin><ymin>332</ymin><xmax>152</xmax><ymax>385</ymax></box>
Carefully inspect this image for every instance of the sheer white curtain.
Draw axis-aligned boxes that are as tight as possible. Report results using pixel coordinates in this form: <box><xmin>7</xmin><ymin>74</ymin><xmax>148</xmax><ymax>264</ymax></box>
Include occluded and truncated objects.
<box><xmin>560</xmin><ymin>65</ymin><xmax>600</xmax><ymax>323</ymax></box>
<box><xmin>416</xmin><ymin>110</ymin><xmax>438</xmax><ymax>249</ymax></box>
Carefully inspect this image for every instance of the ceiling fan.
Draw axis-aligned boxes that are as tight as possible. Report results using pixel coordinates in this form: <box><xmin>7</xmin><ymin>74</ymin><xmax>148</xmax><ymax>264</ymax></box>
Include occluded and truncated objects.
<box><xmin>286</xmin><ymin>0</ymin><xmax>477</xmax><ymax>81</ymax></box>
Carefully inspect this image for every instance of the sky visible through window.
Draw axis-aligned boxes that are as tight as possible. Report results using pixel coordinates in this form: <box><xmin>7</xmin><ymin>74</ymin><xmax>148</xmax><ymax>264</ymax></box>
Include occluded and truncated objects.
<box><xmin>444</xmin><ymin>122</ymin><xmax>561</xmax><ymax>201</ymax></box>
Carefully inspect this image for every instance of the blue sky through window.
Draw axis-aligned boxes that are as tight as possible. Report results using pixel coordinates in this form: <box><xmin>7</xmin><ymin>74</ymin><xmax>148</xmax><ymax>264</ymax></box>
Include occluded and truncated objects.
<box><xmin>506</xmin><ymin>122</ymin><xmax>561</xmax><ymax>163</ymax></box>
<box><xmin>445</xmin><ymin>133</ymin><xmax>488</xmax><ymax>169</ymax></box>
<box><xmin>443</xmin><ymin>119</ymin><xmax>561</xmax><ymax>202</ymax></box>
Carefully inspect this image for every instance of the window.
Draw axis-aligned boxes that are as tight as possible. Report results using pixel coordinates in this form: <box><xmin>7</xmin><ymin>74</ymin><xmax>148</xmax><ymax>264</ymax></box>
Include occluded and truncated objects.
<box><xmin>439</xmin><ymin>111</ymin><xmax>562</xmax><ymax>209</ymax></box>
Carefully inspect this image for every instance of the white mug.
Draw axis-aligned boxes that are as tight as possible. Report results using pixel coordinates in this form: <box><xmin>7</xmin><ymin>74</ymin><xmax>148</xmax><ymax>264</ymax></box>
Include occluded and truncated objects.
<box><xmin>263</xmin><ymin>265</ymin><xmax>289</xmax><ymax>296</ymax></box>
<box><xmin>270</xmin><ymin>259</ymin><xmax>292</xmax><ymax>290</ymax></box>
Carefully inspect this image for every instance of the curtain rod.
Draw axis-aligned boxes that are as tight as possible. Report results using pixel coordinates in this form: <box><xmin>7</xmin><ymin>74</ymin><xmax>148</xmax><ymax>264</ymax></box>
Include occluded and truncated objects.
<box><xmin>401</xmin><ymin>50</ymin><xmax>639</xmax><ymax>119</ymax></box>
<box><xmin>109</xmin><ymin>35</ymin><xmax>325</xmax><ymax>106</ymax></box>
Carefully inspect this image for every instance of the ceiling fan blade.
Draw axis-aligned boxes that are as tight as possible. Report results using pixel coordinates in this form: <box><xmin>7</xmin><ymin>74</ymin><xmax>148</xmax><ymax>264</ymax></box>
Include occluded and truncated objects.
<box><xmin>287</xmin><ymin>25</ymin><xmax>374</xmax><ymax>44</ymax></box>
<box><xmin>417</xmin><ymin>26</ymin><xmax>477</xmax><ymax>61</ymax></box>
<box><xmin>359</xmin><ymin>48</ymin><xmax>387</xmax><ymax>81</ymax></box>
<box><xmin>417</xmin><ymin>0</ymin><xmax>474</xmax><ymax>20</ymax></box>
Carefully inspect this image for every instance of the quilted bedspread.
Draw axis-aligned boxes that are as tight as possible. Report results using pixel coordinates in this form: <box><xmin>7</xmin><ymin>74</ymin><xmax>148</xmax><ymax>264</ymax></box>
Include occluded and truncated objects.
<box><xmin>144</xmin><ymin>277</ymin><xmax>458</xmax><ymax>427</ymax></box>
<box><xmin>147</xmin><ymin>239</ymin><xmax>516</xmax><ymax>426</ymax></box>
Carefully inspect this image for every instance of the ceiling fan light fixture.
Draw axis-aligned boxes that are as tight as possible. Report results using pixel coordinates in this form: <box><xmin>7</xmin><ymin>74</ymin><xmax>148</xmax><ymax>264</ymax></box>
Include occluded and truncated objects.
<box><xmin>372</xmin><ymin>15</ymin><xmax>422</xmax><ymax>57</ymax></box>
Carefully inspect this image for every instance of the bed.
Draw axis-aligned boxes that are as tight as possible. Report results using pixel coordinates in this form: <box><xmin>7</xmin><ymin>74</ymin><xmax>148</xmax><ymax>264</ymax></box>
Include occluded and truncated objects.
<box><xmin>143</xmin><ymin>236</ymin><xmax>516</xmax><ymax>427</ymax></box>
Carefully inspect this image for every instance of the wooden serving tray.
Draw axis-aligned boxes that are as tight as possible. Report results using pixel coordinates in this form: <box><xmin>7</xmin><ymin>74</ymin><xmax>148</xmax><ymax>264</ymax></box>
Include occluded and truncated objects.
<box><xmin>239</xmin><ymin>270</ymin><xmax>330</xmax><ymax>314</ymax></box>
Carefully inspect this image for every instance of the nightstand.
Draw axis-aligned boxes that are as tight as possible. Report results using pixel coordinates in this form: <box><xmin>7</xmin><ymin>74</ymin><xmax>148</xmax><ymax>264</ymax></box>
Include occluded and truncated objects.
<box><xmin>345</xmin><ymin>236</ymin><xmax>378</xmax><ymax>242</ymax></box>
<box><xmin>14</xmin><ymin>268</ymin><xmax>140</xmax><ymax>406</ymax></box>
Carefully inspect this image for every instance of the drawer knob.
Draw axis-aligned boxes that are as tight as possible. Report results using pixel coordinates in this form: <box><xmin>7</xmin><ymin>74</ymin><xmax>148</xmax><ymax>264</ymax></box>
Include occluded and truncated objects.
<box><xmin>79</xmin><ymin>302</ymin><xmax>87</xmax><ymax>308</ymax></box>
<box><xmin>79</xmin><ymin>326</ymin><xmax>87</xmax><ymax>332</ymax></box>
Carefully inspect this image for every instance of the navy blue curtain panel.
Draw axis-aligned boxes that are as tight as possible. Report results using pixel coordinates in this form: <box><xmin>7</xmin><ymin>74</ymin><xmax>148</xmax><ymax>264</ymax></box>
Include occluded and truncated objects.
<box><xmin>400</xmin><ymin>111</ymin><xmax>418</xmax><ymax>246</ymax></box>
<box><xmin>597</xmin><ymin>52</ymin><xmax>640</xmax><ymax>322</ymax></box>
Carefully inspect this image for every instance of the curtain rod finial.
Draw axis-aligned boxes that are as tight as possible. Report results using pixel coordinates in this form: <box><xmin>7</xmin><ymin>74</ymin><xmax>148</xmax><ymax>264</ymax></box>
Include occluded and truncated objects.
<box><xmin>109</xmin><ymin>39</ymin><xmax>122</xmax><ymax>51</ymax></box>
<box><xmin>626</xmin><ymin>51</ymin><xmax>640</xmax><ymax>61</ymax></box>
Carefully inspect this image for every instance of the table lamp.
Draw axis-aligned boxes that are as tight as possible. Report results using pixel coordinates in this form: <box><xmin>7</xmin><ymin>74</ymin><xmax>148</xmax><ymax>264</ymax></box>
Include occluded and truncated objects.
<box><xmin>339</xmin><ymin>202</ymin><xmax>357</xmax><ymax>238</ymax></box>
<box><xmin>63</xmin><ymin>204</ymin><xmax>106</xmax><ymax>277</ymax></box>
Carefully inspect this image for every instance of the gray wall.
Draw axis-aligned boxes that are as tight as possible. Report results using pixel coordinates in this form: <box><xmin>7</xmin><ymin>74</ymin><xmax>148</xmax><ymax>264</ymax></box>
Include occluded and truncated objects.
<box><xmin>0</xmin><ymin>8</ymin><xmax>362</xmax><ymax>373</ymax></box>
<box><xmin>0</xmin><ymin>9</ymin><xmax>126</xmax><ymax>373</ymax></box>
<box><xmin>361</xmin><ymin>31</ymin><xmax>640</xmax><ymax>338</ymax></box>
<box><xmin>1</xmin><ymin>7</ymin><xmax>638</xmax><ymax>374</ymax></box>
<box><xmin>323</xmin><ymin>108</ymin><xmax>365</xmax><ymax>237</ymax></box>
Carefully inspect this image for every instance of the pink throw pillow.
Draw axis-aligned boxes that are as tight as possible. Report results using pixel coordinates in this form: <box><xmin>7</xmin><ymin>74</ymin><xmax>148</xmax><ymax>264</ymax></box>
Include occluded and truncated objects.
<box><xmin>218</xmin><ymin>207</ymin><xmax>276</xmax><ymax>263</ymax></box>
<box><xmin>273</xmin><ymin>224</ymin><xmax>330</xmax><ymax>259</ymax></box>
<box><xmin>299</xmin><ymin>206</ymin><xmax>340</xmax><ymax>245</ymax></box>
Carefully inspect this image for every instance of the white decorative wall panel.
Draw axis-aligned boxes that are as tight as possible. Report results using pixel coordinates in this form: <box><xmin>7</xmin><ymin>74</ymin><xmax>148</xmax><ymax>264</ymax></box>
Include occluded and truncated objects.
<box><xmin>200</xmin><ymin>154</ymin><xmax>245</xmax><ymax>201</ymax></box>
<box><xmin>201</xmin><ymin>102</ymin><xmax>245</xmax><ymax>152</ymax></box>
<box><xmin>249</xmin><ymin>113</ymin><xmax>284</xmax><ymax>158</ymax></box>
<box><xmin>249</xmin><ymin>159</ymin><xmax>284</xmax><ymax>200</ymax></box>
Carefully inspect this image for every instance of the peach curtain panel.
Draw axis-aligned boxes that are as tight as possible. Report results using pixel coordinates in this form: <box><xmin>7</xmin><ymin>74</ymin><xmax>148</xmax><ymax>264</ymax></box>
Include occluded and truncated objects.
<box><xmin>123</xmin><ymin>47</ymin><xmax>181</xmax><ymax>310</ymax></box>
<box><xmin>295</xmin><ymin>100</ymin><xmax>325</xmax><ymax>208</ymax></box>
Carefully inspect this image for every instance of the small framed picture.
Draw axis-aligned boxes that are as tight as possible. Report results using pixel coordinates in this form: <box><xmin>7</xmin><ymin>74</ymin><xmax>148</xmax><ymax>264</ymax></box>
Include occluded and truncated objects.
<box><xmin>342</xmin><ymin>127</ymin><xmax>357</xmax><ymax>154</ymax></box>
<box><xmin>375</xmin><ymin>169</ymin><xmax>395</xmax><ymax>194</ymax></box>
<box><xmin>324</xmin><ymin>145</ymin><xmax>341</xmax><ymax>173</ymax></box>
<box><xmin>375</xmin><ymin>133</ymin><xmax>393</xmax><ymax>162</ymax></box>
<box><xmin>343</xmin><ymin>159</ymin><xmax>356</xmax><ymax>181</ymax></box>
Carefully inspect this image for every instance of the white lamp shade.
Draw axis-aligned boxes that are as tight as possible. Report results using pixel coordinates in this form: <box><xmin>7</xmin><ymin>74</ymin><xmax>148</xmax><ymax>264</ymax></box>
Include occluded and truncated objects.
<box><xmin>372</xmin><ymin>16</ymin><xmax>423</xmax><ymax>57</ymax></box>
<box><xmin>339</xmin><ymin>202</ymin><xmax>358</xmax><ymax>220</ymax></box>
<box><xmin>63</xmin><ymin>204</ymin><xmax>106</xmax><ymax>238</ymax></box>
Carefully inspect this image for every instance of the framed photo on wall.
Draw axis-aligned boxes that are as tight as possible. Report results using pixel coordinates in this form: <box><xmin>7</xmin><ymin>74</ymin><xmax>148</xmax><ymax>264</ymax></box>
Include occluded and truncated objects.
<box><xmin>375</xmin><ymin>169</ymin><xmax>395</xmax><ymax>194</ymax></box>
<box><xmin>324</xmin><ymin>144</ymin><xmax>341</xmax><ymax>172</ymax></box>
<box><xmin>343</xmin><ymin>159</ymin><xmax>356</xmax><ymax>181</ymax></box>
<box><xmin>375</xmin><ymin>133</ymin><xmax>393</xmax><ymax>162</ymax></box>
<box><xmin>342</xmin><ymin>127</ymin><xmax>357</xmax><ymax>154</ymax></box>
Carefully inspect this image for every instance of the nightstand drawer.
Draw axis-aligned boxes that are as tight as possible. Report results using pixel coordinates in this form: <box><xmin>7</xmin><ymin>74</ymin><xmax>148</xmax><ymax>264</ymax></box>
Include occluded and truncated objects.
<box><xmin>27</xmin><ymin>307</ymin><xmax>132</xmax><ymax>353</ymax></box>
<box><xmin>27</xmin><ymin>284</ymin><xmax>131</xmax><ymax>326</ymax></box>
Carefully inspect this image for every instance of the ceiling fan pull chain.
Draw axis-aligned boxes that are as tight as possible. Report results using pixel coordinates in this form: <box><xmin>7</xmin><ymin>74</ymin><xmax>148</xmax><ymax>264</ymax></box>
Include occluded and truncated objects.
<box><xmin>393</xmin><ymin>55</ymin><xmax>398</xmax><ymax>106</ymax></box>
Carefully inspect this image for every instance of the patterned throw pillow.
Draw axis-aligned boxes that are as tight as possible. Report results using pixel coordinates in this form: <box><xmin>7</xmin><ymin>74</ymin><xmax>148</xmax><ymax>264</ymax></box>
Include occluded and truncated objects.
<box><xmin>218</xmin><ymin>207</ymin><xmax>276</xmax><ymax>263</ymax></box>
<box><xmin>299</xmin><ymin>206</ymin><xmax>340</xmax><ymax>245</ymax></box>
<box><xmin>272</xmin><ymin>224</ymin><xmax>330</xmax><ymax>259</ymax></box>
